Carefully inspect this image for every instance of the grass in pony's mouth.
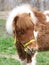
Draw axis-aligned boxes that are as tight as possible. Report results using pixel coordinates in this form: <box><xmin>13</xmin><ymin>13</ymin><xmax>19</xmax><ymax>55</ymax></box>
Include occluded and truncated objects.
<box><xmin>0</xmin><ymin>19</ymin><xmax>49</xmax><ymax>65</ymax></box>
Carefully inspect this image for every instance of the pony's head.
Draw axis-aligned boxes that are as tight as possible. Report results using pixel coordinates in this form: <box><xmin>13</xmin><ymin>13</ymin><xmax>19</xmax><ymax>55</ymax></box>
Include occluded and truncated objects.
<box><xmin>6</xmin><ymin>4</ymin><xmax>38</xmax><ymax>55</ymax></box>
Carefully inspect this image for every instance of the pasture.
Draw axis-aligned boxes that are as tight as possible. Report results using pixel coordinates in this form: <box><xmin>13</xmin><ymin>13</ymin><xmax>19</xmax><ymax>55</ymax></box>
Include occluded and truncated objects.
<box><xmin>0</xmin><ymin>19</ymin><xmax>49</xmax><ymax>65</ymax></box>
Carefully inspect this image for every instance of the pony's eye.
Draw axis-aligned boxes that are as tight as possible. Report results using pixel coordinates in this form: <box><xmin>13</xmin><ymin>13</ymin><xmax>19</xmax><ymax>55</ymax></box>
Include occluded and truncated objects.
<box><xmin>18</xmin><ymin>30</ymin><xmax>24</xmax><ymax>34</ymax></box>
<box><xmin>21</xmin><ymin>31</ymin><xmax>24</xmax><ymax>34</ymax></box>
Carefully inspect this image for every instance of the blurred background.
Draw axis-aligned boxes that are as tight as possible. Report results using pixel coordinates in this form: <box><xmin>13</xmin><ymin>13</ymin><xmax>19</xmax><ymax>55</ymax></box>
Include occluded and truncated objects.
<box><xmin>0</xmin><ymin>0</ymin><xmax>49</xmax><ymax>11</ymax></box>
<box><xmin>0</xmin><ymin>0</ymin><xmax>49</xmax><ymax>65</ymax></box>
<box><xmin>0</xmin><ymin>0</ymin><xmax>49</xmax><ymax>19</ymax></box>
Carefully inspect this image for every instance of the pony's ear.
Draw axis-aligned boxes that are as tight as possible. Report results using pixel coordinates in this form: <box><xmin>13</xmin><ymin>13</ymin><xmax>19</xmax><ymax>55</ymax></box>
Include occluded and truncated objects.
<box><xmin>14</xmin><ymin>16</ymin><xmax>19</xmax><ymax>23</ymax></box>
<box><xmin>29</xmin><ymin>13</ymin><xmax>31</xmax><ymax>16</ymax></box>
<box><xmin>13</xmin><ymin>16</ymin><xmax>19</xmax><ymax>30</ymax></box>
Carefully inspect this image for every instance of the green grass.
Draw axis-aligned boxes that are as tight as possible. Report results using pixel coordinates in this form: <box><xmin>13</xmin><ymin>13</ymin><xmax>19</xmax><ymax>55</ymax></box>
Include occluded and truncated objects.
<box><xmin>0</xmin><ymin>36</ymin><xmax>20</xmax><ymax>65</ymax></box>
<box><xmin>0</xmin><ymin>19</ymin><xmax>20</xmax><ymax>65</ymax></box>
<box><xmin>0</xmin><ymin>19</ymin><xmax>5</xmax><ymax>25</ymax></box>
<box><xmin>37</xmin><ymin>51</ymin><xmax>49</xmax><ymax>65</ymax></box>
<box><xmin>0</xmin><ymin>19</ymin><xmax>49</xmax><ymax>65</ymax></box>
<box><xmin>0</xmin><ymin>36</ymin><xmax>16</xmax><ymax>55</ymax></box>
<box><xmin>0</xmin><ymin>57</ymin><xmax>20</xmax><ymax>65</ymax></box>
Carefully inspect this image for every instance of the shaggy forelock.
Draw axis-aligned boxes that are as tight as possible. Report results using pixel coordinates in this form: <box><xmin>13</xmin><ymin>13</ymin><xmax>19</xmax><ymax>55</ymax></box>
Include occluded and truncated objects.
<box><xmin>15</xmin><ymin>13</ymin><xmax>34</xmax><ymax>31</ymax></box>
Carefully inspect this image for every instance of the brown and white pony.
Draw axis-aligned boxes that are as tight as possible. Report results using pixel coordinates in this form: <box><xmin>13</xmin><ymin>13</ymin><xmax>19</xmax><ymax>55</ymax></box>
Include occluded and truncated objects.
<box><xmin>6</xmin><ymin>4</ymin><xmax>49</xmax><ymax>65</ymax></box>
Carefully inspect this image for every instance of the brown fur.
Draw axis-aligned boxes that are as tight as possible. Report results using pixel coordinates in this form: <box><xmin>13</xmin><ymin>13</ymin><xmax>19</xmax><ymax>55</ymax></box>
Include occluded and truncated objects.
<box><xmin>33</xmin><ymin>9</ymin><xmax>46</xmax><ymax>24</ymax></box>
<box><xmin>32</xmin><ymin>9</ymin><xmax>47</xmax><ymax>32</ymax></box>
<box><xmin>33</xmin><ymin>9</ymin><xmax>49</xmax><ymax>51</ymax></box>
<box><xmin>37</xmin><ymin>23</ymin><xmax>49</xmax><ymax>51</ymax></box>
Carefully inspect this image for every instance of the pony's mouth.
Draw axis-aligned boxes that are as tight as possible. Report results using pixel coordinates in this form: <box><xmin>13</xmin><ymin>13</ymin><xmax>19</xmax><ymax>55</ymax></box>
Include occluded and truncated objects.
<box><xmin>23</xmin><ymin>39</ymin><xmax>38</xmax><ymax>54</ymax></box>
<box><xmin>24</xmin><ymin>47</ymin><xmax>38</xmax><ymax>55</ymax></box>
<box><xmin>14</xmin><ymin>37</ymin><xmax>38</xmax><ymax>55</ymax></box>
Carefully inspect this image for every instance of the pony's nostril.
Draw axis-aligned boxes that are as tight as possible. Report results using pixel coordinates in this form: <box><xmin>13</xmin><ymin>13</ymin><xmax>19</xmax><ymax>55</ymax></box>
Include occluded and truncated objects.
<box><xmin>32</xmin><ymin>48</ymin><xmax>37</xmax><ymax>54</ymax></box>
<box><xmin>26</xmin><ymin>48</ymin><xmax>32</xmax><ymax>54</ymax></box>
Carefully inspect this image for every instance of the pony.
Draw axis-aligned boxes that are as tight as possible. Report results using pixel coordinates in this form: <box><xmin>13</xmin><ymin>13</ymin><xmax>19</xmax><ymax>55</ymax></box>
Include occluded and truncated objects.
<box><xmin>6</xmin><ymin>4</ymin><xmax>49</xmax><ymax>65</ymax></box>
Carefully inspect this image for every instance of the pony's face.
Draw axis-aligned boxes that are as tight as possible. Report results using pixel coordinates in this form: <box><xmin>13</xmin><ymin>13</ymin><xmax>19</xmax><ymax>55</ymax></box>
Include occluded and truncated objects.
<box><xmin>14</xmin><ymin>13</ymin><xmax>34</xmax><ymax>42</ymax></box>
<box><xmin>13</xmin><ymin>13</ymin><xmax>37</xmax><ymax>53</ymax></box>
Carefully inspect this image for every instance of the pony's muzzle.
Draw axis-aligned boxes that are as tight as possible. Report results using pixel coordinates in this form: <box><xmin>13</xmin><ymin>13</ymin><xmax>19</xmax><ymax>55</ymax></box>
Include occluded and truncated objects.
<box><xmin>25</xmin><ymin>47</ymin><xmax>37</xmax><ymax>55</ymax></box>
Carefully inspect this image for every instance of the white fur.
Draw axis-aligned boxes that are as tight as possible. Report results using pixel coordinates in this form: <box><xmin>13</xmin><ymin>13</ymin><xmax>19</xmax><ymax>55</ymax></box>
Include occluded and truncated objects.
<box><xmin>33</xmin><ymin>31</ymin><xmax>39</xmax><ymax>40</ymax></box>
<box><xmin>6</xmin><ymin>4</ymin><xmax>37</xmax><ymax>35</ymax></box>
<box><xmin>43</xmin><ymin>11</ymin><xmax>49</xmax><ymax>23</ymax></box>
<box><xmin>44</xmin><ymin>11</ymin><xmax>49</xmax><ymax>14</ymax></box>
<box><xmin>31</xmin><ymin>52</ymin><xmax>37</xmax><ymax>65</ymax></box>
<box><xmin>46</xmin><ymin>16</ymin><xmax>49</xmax><ymax>22</ymax></box>
<box><xmin>27</xmin><ymin>52</ymin><xmax>38</xmax><ymax>65</ymax></box>
<box><xmin>20</xmin><ymin>59</ymin><xmax>27</xmax><ymax>65</ymax></box>
<box><xmin>18</xmin><ymin>52</ymin><xmax>38</xmax><ymax>65</ymax></box>
<box><xmin>27</xmin><ymin>63</ymin><xmax>32</xmax><ymax>65</ymax></box>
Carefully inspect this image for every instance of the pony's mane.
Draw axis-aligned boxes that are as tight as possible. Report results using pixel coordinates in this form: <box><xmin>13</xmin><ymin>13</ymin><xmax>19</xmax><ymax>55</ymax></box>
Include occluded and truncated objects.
<box><xmin>6</xmin><ymin>4</ymin><xmax>37</xmax><ymax>35</ymax></box>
